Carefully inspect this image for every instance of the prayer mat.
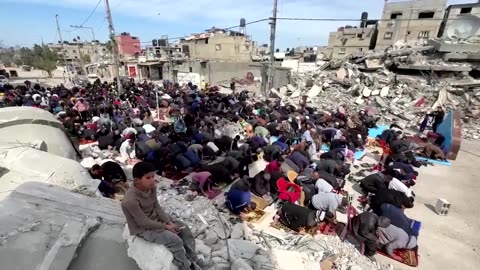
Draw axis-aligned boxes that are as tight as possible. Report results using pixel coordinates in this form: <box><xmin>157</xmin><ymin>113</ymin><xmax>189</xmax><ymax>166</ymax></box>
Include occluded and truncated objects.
<box><xmin>243</xmin><ymin>209</ymin><xmax>266</xmax><ymax>223</ymax></box>
<box><xmin>206</xmin><ymin>189</ymin><xmax>223</xmax><ymax>200</ymax></box>
<box><xmin>270</xmin><ymin>220</ymin><xmax>320</xmax><ymax>236</ymax></box>
<box><xmin>377</xmin><ymin>249</ymin><xmax>419</xmax><ymax>267</ymax></box>
<box><xmin>79</xmin><ymin>139</ymin><xmax>97</xmax><ymax>145</ymax></box>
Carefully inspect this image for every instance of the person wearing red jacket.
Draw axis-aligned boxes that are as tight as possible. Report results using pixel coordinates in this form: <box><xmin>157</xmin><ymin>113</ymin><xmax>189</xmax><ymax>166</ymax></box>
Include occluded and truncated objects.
<box><xmin>277</xmin><ymin>177</ymin><xmax>302</xmax><ymax>203</ymax></box>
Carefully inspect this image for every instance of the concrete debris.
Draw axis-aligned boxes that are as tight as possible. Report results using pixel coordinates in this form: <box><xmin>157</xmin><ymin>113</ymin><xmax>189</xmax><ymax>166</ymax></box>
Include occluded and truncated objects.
<box><xmin>362</xmin><ymin>86</ymin><xmax>371</xmax><ymax>97</ymax></box>
<box><xmin>231</xmin><ymin>258</ymin><xmax>254</xmax><ymax>270</ymax></box>
<box><xmin>123</xmin><ymin>225</ymin><xmax>177</xmax><ymax>270</ymax></box>
<box><xmin>307</xmin><ymin>85</ymin><xmax>322</xmax><ymax>98</ymax></box>
<box><xmin>143</xmin><ymin>181</ymin><xmax>386</xmax><ymax>270</ymax></box>
<box><xmin>285</xmin><ymin>42</ymin><xmax>480</xmax><ymax>139</ymax></box>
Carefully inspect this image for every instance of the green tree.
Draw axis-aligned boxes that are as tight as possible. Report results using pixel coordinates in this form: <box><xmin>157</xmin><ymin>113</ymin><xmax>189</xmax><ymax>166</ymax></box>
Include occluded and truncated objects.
<box><xmin>0</xmin><ymin>49</ymin><xmax>15</xmax><ymax>67</ymax></box>
<box><xmin>16</xmin><ymin>45</ymin><xmax>59</xmax><ymax>77</ymax></box>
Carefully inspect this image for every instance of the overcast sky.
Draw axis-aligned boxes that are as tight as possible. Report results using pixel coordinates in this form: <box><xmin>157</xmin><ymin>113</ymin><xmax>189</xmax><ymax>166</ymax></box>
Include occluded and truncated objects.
<box><xmin>0</xmin><ymin>0</ymin><xmax>471</xmax><ymax>49</ymax></box>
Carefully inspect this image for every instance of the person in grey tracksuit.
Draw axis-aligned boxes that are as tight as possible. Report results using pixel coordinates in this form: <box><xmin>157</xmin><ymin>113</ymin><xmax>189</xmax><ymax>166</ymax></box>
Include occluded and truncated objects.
<box><xmin>376</xmin><ymin>217</ymin><xmax>417</xmax><ymax>257</ymax></box>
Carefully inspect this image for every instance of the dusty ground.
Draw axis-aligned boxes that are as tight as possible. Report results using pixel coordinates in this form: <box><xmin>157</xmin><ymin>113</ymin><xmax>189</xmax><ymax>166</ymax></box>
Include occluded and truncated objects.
<box><xmin>343</xmin><ymin>140</ymin><xmax>480</xmax><ymax>270</ymax></box>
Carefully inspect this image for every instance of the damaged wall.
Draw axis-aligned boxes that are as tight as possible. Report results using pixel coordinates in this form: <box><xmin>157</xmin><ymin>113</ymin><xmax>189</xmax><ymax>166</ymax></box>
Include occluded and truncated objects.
<box><xmin>442</xmin><ymin>4</ymin><xmax>480</xmax><ymax>39</ymax></box>
<box><xmin>376</xmin><ymin>0</ymin><xmax>447</xmax><ymax>51</ymax></box>
<box><xmin>169</xmin><ymin>61</ymin><xmax>290</xmax><ymax>88</ymax></box>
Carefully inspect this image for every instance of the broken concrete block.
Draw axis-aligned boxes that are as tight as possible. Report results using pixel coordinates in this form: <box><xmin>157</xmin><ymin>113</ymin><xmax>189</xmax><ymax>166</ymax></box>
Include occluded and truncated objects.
<box><xmin>380</xmin><ymin>86</ymin><xmax>390</xmax><ymax>97</ymax></box>
<box><xmin>196</xmin><ymin>243</ymin><xmax>212</xmax><ymax>257</ymax></box>
<box><xmin>336</xmin><ymin>68</ymin><xmax>347</xmax><ymax>79</ymax></box>
<box><xmin>227</xmin><ymin>239</ymin><xmax>261</xmax><ymax>261</ymax></box>
<box><xmin>287</xmin><ymin>84</ymin><xmax>296</xmax><ymax>92</ymax></box>
<box><xmin>355</xmin><ymin>96</ymin><xmax>365</xmax><ymax>105</ymax></box>
<box><xmin>375</xmin><ymin>96</ymin><xmax>388</xmax><ymax>108</ymax></box>
<box><xmin>211</xmin><ymin>256</ymin><xmax>229</xmax><ymax>265</ymax></box>
<box><xmin>80</xmin><ymin>157</ymin><xmax>96</xmax><ymax>169</ymax></box>
<box><xmin>322</xmin><ymin>82</ymin><xmax>330</xmax><ymax>88</ymax></box>
<box><xmin>38</xmin><ymin>218</ymin><xmax>101</xmax><ymax>270</ymax></box>
<box><xmin>230</xmin><ymin>223</ymin><xmax>245</xmax><ymax>239</ymax></box>
<box><xmin>122</xmin><ymin>225</ymin><xmax>177</xmax><ymax>270</ymax></box>
<box><xmin>362</xmin><ymin>86</ymin><xmax>372</xmax><ymax>97</ymax></box>
<box><xmin>347</xmin><ymin>68</ymin><xmax>355</xmax><ymax>78</ymax></box>
<box><xmin>290</xmin><ymin>90</ymin><xmax>301</xmax><ymax>98</ymax></box>
<box><xmin>279</xmin><ymin>86</ymin><xmax>288</xmax><ymax>96</ymax></box>
<box><xmin>307</xmin><ymin>85</ymin><xmax>322</xmax><ymax>98</ymax></box>
<box><xmin>204</xmin><ymin>230</ymin><xmax>219</xmax><ymax>245</ymax></box>
<box><xmin>212</xmin><ymin>246</ymin><xmax>229</xmax><ymax>261</ymax></box>
<box><xmin>270</xmin><ymin>88</ymin><xmax>282</xmax><ymax>98</ymax></box>
<box><xmin>371</xmin><ymin>89</ymin><xmax>380</xmax><ymax>96</ymax></box>
<box><xmin>212</xmin><ymin>222</ymin><xmax>230</xmax><ymax>239</ymax></box>
<box><xmin>231</xmin><ymin>258</ymin><xmax>254</xmax><ymax>270</ymax></box>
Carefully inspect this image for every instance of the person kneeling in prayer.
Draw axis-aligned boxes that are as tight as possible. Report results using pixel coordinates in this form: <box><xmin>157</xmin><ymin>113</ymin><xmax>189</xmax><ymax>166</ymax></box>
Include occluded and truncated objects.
<box><xmin>277</xmin><ymin>202</ymin><xmax>332</xmax><ymax>233</ymax></box>
<box><xmin>310</xmin><ymin>191</ymin><xmax>348</xmax><ymax>220</ymax></box>
<box><xmin>121</xmin><ymin>162</ymin><xmax>200</xmax><ymax>270</ymax></box>
<box><xmin>376</xmin><ymin>217</ymin><xmax>418</xmax><ymax>261</ymax></box>
<box><xmin>225</xmin><ymin>176</ymin><xmax>257</xmax><ymax>216</ymax></box>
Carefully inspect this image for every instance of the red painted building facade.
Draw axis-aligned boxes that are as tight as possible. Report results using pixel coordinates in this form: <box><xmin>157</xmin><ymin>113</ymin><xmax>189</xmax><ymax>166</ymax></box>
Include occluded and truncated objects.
<box><xmin>116</xmin><ymin>33</ymin><xmax>141</xmax><ymax>57</ymax></box>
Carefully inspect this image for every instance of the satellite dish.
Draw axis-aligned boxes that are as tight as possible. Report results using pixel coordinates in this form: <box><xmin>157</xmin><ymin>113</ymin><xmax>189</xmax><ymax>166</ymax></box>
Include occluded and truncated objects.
<box><xmin>445</xmin><ymin>14</ymin><xmax>480</xmax><ymax>40</ymax></box>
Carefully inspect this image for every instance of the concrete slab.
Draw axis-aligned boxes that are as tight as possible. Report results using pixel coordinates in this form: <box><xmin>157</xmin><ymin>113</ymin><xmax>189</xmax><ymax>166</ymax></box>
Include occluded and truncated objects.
<box><xmin>428</xmin><ymin>40</ymin><xmax>480</xmax><ymax>53</ymax></box>
<box><xmin>397</xmin><ymin>64</ymin><xmax>472</xmax><ymax>72</ymax></box>
<box><xmin>38</xmin><ymin>218</ymin><xmax>100</xmax><ymax>270</ymax></box>
<box><xmin>69</xmin><ymin>224</ymin><xmax>140</xmax><ymax>270</ymax></box>
<box><xmin>0</xmin><ymin>182</ymin><xmax>132</xmax><ymax>270</ymax></box>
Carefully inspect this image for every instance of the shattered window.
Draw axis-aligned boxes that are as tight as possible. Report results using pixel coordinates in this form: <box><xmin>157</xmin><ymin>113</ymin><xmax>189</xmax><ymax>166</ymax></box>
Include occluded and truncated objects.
<box><xmin>338</xmin><ymin>48</ymin><xmax>346</xmax><ymax>54</ymax></box>
<box><xmin>418</xmin><ymin>11</ymin><xmax>434</xmax><ymax>19</ymax></box>
<box><xmin>215</xmin><ymin>44</ymin><xmax>221</xmax><ymax>51</ymax></box>
<box><xmin>418</xmin><ymin>31</ymin><xmax>429</xmax><ymax>38</ymax></box>
<box><xmin>391</xmin><ymin>12</ymin><xmax>403</xmax><ymax>19</ymax></box>
<box><xmin>460</xmin><ymin>7</ymin><xmax>472</xmax><ymax>14</ymax></box>
<box><xmin>384</xmin><ymin>32</ymin><xmax>393</xmax><ymax>39</ymax></box>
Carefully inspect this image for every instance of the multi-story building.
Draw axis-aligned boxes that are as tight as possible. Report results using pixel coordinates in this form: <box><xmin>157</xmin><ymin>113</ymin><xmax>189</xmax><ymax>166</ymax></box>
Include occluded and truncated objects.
<box><xmin>438</xmin><ymin>2</ymin><xmax>480</xmax><ymax>38</ymax></box>
<box><xmin>376</xmin><ymin>0</ymin><xmax>447</xmax><ymax>51</ymax></box>
<box><xmin>117</xmin><ymin>32</ymin><xmax>141</xmax><ymax>58</ymax></box>
<box><xmin>48</xmin><ymin>42</ymin><xmax>108</xmax><ymax>64</ymax></box>
<box><xmin>326</xmin><ymin>12</ymin><xmax>378</xmax><ymax>59</ymax></box>
<box><xmin>180</xmin><ymin>28</ymin><xmax>254</xmax><ymax>61</ymax></box>
<box><xmin>326</xmin><ymin>26</ymin><xmax>378</xmax><ymax>59</ymax></box>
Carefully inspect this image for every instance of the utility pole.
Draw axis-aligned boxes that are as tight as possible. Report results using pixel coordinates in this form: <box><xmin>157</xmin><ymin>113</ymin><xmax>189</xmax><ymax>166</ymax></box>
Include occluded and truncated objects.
<box><xmin>404</xmin><ymin>1</ymin><xmax>414</xmax><ymax>42</ymax></box>
<box><xmin>164</xmin><ymin>35</ymin><xmax>175</xmax><ymax>83</ymax></box>
<box><xmin>55</xmin><ymin>14</ymin><xmax>71</xmax><ymax>83</ymax></box>
<box><xmin>104</xmin><ymin>0</ymin><xmax>123</xmax><ymax>93</ymax></box>
<box><xmin>267</xmin><ymin>0</ymin><xmax>278</xmax><ymax>96</ymax></box>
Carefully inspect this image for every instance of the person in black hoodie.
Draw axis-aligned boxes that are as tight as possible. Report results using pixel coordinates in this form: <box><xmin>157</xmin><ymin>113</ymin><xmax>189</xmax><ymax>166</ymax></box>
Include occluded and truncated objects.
<box><xmin>359</xmin><ymin>170</ymin><xmax>393</xmax><ymax>194</ymax></box>
<box><xmin>369</xmin><ymin>189</ymin><xmax>414</xmax><ymax>215</ymax></box>
<box><xmin>351</xmin><ymin>213</ymin><xmax>391</xmax><ymax>259</ymax></box>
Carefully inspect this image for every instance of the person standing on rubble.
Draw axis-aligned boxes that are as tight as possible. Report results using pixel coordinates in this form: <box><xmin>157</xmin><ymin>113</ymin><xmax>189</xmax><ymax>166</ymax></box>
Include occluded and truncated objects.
<box><xmin>431</xmin><ymin>107</ymin><xmax>445</xmax><ymax>133</ymax></box>
<box><xmin>121</xmin><ymin>162</ymin><xmax>200</xmax><ymax>270</ymax></box>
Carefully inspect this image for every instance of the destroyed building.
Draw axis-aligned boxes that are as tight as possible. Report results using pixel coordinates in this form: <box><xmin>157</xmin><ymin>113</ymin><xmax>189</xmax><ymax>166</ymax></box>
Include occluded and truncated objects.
<box><xmin>326</xmin><ymin>13</ymin><xmax>378</xmax><ymax>59</ymax></box>
<box><xmin>180</xmin><ymin>27</ymin><xmax>254</xmax><ymax>62</ymax></box>
<box><xmin>326</xmin><ymin>0</ymin><xmax>450</xmax><ymax>59</ymax></box>
<box><xmin>376</xmin><ymin>0</ymin><xmax>447</xmax><ymax>51</ymax></box>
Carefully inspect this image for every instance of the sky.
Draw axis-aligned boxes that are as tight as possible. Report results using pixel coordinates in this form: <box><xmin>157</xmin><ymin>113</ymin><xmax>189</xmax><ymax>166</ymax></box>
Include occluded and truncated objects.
<box><xmin>0</xmin><ymin>0</ymin><xmax>471</xmax><ymax>49</ymax></box>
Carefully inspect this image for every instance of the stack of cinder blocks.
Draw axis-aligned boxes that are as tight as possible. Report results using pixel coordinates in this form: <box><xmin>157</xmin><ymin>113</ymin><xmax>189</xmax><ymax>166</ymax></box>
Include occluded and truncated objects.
<box><xmin>434</xmin><ymin>198</ymin><xmax>451</xmax><ymax>215</ymax></box>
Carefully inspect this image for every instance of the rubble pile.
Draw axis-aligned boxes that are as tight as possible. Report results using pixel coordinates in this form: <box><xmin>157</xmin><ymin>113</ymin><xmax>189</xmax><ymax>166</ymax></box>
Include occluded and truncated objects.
<box><xmin>278</xmin><ymin>43</ymin><xmax>480</xmax><ymax>139</ymax></box>
<box><xmin>151</xmin><ymin>179</ymin><xmax>387</xmax><ymax>270</ymax></box>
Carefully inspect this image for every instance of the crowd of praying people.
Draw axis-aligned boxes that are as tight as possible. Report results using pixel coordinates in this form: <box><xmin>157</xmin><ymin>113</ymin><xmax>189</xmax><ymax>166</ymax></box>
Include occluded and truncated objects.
<box><xmin>0</xmin><ymin>77</ymin><xmax>448</xmax><ymax>268</ymax></box>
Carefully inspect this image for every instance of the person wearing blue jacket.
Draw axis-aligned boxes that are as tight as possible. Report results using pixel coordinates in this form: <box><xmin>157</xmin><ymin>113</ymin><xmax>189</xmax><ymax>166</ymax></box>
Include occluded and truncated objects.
<box><xmin>379</xmin><ymin>203</ymin><xmax>417</xmax><ymax>237</ymax></box>
<box><xmin>225</xmin><ymin>176</ymin><xmax>256</xmax><ymax>215</ymax></box>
